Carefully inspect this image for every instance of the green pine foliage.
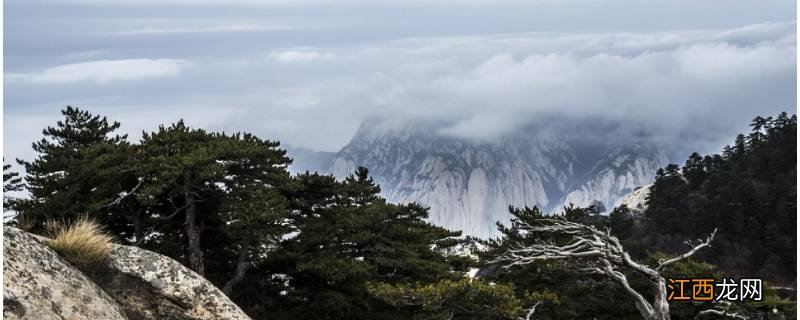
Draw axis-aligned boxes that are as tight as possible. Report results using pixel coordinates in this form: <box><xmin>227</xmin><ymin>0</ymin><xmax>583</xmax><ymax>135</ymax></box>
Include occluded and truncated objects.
<box><xmin>3</xmin><ymin>162</ymin><xmax>24</xmax><ymax>211</ymax></box>
<box><xmin>242</xmin><ymin>168</ymin><xmax>473</xmax><ymax>319</ymax></box>
<box><xmin>6</xmin><ymin>107</ymin><xmax>795</xmax><ymax>319</ymax></box>
<box><xmin>135</xmin><ymin>122</ymin><xmax>293</xmax><ymax>275</ymax></box>
<box><xmin>13</xmin><ymin>107</ymin><xmax>128</xmax><ymax>231</ymax></box>
<box><xmin>3</xmin><ymin>163</ymin><xmax>23</xmax><ymax>194</ymax></box>
<box><xmin>8</xmin><ymin>107</ymin><xmax>508</xmax><ymax>320</ymax></box>
<box><xmin>633</xmin><ymin>112</ymin><xmax>796</xmax><ymax>285</ymax></box>
<box><xmin>368</xmin><ymin>278</ymin><xmax>522</xmax><ymax>319</ymax></box>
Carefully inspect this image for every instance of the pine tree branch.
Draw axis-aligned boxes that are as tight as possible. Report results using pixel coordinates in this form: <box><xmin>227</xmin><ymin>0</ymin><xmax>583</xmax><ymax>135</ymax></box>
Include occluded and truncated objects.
<box><xmin>101</xmin><ymin>178</ymin><xmax>144</xmax><ymax>208</ymax></box>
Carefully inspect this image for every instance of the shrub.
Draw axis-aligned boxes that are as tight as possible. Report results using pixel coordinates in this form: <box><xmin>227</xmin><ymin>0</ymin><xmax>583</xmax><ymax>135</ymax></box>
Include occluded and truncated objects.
<box><xmin>45</xmin><ymin>217</ymin><xmax>113</xmax><ymax>269</ymax></box>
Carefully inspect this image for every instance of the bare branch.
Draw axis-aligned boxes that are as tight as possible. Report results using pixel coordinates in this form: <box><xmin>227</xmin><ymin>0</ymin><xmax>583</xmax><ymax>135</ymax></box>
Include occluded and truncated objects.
<box><xmin>492</xmin><ymin>217</ymin><xmax>720</xmax><ymax>320</ymax></box>
<box><xmin>491</xmin><ymin>219</ymin><xmax>613</xmax><ymax>268</ymax></box>
<box><xmin>696</xmin><ymin>301</ymin><xmax>746</xmax><ymax>320</ymax></box>
<box><xmin>519</xmin><ymin>301</ymin><xmax>542</xmax><ymax>320</ymax></box>
<box><xmin>695</xmin><ymin>310</ymin><xmax>746</xmax><ymax>320</ymax></box>
<box><xmin>656</xmin><ymin>228</ymin><xmax>717</xmax><ymax>271</ymax></box>
<box><xmin>599</xmin><ymin>258</ymin><xmax>654</xmax><ymax>317</ymax></box>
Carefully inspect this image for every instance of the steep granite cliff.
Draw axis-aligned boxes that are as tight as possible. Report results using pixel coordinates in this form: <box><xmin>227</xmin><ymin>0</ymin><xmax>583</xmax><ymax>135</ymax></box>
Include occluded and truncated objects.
<box><xmin>324</xmin><ymin>118</ymin><xmax>668</xmax><ymax>238</ymax></box>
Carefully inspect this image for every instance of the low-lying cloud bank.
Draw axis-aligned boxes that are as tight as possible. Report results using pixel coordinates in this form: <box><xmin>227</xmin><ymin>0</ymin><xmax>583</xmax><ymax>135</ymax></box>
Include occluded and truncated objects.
<box><xmin>5</xmin><ymin>21</ymin><xmax>796</xmax><ymax>161</ymax></box>
<box><xmin>249</xmin><ymin>21</ymin><xmax>796</xmax><ymax>155</ymax></box>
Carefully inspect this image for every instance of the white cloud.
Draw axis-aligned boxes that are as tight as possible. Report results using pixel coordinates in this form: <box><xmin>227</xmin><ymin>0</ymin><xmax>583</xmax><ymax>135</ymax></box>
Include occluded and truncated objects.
<box><xmin>112</xmin><ymin>24</ymin><xmax>292</xmax><ymax>35</ymax></box>
<box><xmin>270</xmin><ymin>50</ymin><xmax>333</xmax><ymax>63</ymax></box>
<box><xmin>6</xmin><ymin>59</ymin><xmax>186</xmax><ymax>84</ymax></box>
<box><xmin>239</xmin><ymin>22</ymin><xmax>795</xmax><ymax>150</ymax></box>
<box><xmin>4</xmin><ymin>22</ymin><xmax>795</xmax><ymax>154</ymax></box>
<box><xmin>352</xmin><ymin>27</ymin><xmax>795</xmax><ymax>147</ymax></box>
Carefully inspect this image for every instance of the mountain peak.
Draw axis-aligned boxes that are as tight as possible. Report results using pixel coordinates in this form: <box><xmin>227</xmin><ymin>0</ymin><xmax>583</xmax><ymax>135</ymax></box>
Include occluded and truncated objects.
<box><xmin>291</xmin><ymin>117</ymin><xmax>669</xmax><ymax>238</ymax></box>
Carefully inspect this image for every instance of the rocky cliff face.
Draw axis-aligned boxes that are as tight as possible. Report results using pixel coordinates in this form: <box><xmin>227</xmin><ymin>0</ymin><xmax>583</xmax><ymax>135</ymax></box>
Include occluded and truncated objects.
<box><xmin>322</xmin><ymin>118</ymin><xmax>669</xmax><ymax>239</ymax></box>
<box><xmin>557</xmin><ymin>145</ymin><xmax>666</xmax><ymax>211</ymax></box>
<box><xmin>329</xmin><ymin>121</ymin><xmax>569</xmax><ymax>238</ymax></box>
<box><xmin>3</xmin><ymin>227</ymin><xmax>251</xmax><ymax>320</ymax></box>
<box><xmin>618</xmin><ymin>184</ymin><xmax>652</xmax><ymax>215</ymax></box>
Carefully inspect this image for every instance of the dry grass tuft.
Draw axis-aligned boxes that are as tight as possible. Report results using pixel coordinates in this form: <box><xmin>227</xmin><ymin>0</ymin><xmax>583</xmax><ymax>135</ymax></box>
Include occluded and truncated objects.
<box><xmin>45</xmin><ymin>217</ymin><xmax>114</xmax><ymax>269</ymax></box>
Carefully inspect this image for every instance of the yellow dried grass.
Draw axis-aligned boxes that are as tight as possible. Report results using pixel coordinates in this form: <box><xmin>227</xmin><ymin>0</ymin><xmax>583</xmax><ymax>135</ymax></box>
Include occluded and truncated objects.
<box><xmin>45</xmin><ymin>217</ymin><xmax>113</xmax><ymax>269</ymax></box>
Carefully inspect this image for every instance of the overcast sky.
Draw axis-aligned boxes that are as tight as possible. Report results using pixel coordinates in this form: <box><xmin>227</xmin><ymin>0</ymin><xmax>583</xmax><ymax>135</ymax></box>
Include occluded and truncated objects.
<box><xmin>4</xmin><ymin>0</ymin><xmax>797</xmax><ymax>165</ymax></box>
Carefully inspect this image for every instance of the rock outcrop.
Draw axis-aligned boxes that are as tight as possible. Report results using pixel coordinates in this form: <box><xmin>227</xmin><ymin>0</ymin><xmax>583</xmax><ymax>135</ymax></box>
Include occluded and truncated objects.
<box><xmin>3</xmin><ymin>227</ymin><xmax>127</xmax><ymax>320</ymax></box>
<box><xmin>90</xmin><ymin>243</ymin><xmax>251</xmax><ymax>320</ymax></box>
<box><xmin>3</xmin><ymin>226</ymin><xmax>252</xmax><ymax>320</ymax></box>
<box><xmin>618</xmin><ymin>184</ymin><xmax>652</xmax><ymax>215</ymax></box>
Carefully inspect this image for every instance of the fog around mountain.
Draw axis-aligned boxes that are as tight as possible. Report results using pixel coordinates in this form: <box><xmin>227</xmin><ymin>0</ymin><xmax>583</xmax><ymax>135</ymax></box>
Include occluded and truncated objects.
<box><xmin>5</xmin><ymin>17</ymin><xmax>796</xmax><ymax>167</ymax></box>
<box><xmin>288</xmin><ymin>116</ymin><xmax>674</xmax><ymax>238</ymax></box>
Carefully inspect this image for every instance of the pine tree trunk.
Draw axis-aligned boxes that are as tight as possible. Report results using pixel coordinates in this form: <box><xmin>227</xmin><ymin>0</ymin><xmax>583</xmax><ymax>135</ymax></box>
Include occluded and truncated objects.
<box><xmin>184</xmin><ymin>172</ymin><xmax>204</xmax><ymax>276</ymax></box>
<box><xmin>133</xmin><ymin>208</ymin><xmax>144</xmax><ymax>247</ymax></box>
<box><xmin>222</xmin><ymin>242</ymin><xmax>251</xmax><ymax>295</ymax></box>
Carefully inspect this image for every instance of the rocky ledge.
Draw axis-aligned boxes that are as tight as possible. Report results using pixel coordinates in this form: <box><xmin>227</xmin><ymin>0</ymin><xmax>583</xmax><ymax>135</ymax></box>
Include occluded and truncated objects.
<box><xmin>3</xmin><ymin>226</ymin><xmax>251</xmax><ymax>320</ymax></box>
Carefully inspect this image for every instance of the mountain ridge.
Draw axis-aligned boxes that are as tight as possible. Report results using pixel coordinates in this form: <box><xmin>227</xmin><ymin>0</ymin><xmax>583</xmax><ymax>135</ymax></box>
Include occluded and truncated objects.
<box><xmin>287</xmin><ymin>117</ymin><xmax>669</xmax><ymax>238</ymax></box>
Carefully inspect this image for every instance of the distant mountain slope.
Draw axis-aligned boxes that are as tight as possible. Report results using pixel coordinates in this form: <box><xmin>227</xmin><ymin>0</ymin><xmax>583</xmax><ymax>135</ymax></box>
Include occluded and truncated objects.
<box><xmin>320</xmin><ymin>117</ymin><xmax>669</xmax><ymax>238</ymax></box>
<box><xmin>284</xmin><ymin>145</ymin><xmax>336</xmax><ymax>174</ymax></box>
<box><xmin>558</xmin><ymin>144</ymin><xmax>667</xmax><ymax>211</ymax></box>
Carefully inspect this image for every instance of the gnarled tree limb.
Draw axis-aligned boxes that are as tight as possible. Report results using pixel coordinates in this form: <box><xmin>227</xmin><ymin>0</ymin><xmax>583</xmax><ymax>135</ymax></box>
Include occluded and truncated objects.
<box><xmin>656</xmin><ymin>228</ymin><xmax>717</xmax><ymax>271</ymax></box>
<box><xmin>492</xmin><ymin>217</ymin><xmax>717</xmax><ymax>320</ymax></box>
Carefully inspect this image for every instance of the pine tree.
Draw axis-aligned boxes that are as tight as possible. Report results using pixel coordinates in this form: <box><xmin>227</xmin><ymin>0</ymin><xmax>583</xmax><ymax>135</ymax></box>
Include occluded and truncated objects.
<box><xmin>732</xmin><ymin>134</ymin><xmax>748</xmax><ymax>160</ymax></box>
<box><xmin>249</xmin><ymin>168</ymin><xmax>467</xmax><ymax>319</ymax></box>
<box><xmin>216</xmin><ymin>133</ymin><xmax>292</xmax><ymax>295</ymax></box>
<box><xmin>748</xmin><ymin>115</ymin><xmax>770</xmax><ymax>148</ymax></box>
<box><xmin>137</xmin><ymin>120</ymin><xmax>228</xmax><ymax>275</ymax></box>
<box><xmin>638</xmin><ymin>112</ymin><xmax>797</xmax><ymax>286</ymax></box>
<box><xmin>3</xmin><ymin>163</ymin><xmax>24</xmax><ymax>213</ymax></box>
<box><xmin>83</xmin><ymin>141</ymin><xmax>149</xmax><ymax>244</ymax></box>
<box><xmin>682</xmin><ymin>152</ymin><xmax>706</xmax><ymax>189</ymax></box>
<box><xmin>15</xmin><ymin>106</ymin><xmax>127</xmax><ymax>232</ymax></box>
<box><xmin>340</xmin><ymin>167</ymin><xmax>381</xmax><ymax>206</ymax></box>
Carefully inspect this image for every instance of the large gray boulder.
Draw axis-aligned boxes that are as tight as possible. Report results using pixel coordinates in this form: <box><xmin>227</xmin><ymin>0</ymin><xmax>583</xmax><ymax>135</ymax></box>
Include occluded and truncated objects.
<box><xmin>90</xmin><ymin>243</ymin><xmax>251</xmax><ymax>320</ymax></box>
<box><xmin>3</xmin><ymin>226</ymin><xmax>252</xmax><ymax>320</ymax></box>
<box><xmin>3</xmin><ymin>227</ymin><xmax>127</xmax><ymax>320</ymax></box>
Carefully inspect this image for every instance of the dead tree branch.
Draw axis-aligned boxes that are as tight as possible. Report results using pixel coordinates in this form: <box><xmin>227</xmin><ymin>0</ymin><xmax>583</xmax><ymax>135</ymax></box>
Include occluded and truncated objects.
<box><xmin>656</xmin><ymin>228</ymin><xmax>717</xmax><ymax>271</ymax></box>
<box><xmin>492</xmin><ymin>217</ymin><xmax>717</xmax><ymax>320</ymax></box>
<box><xmin>695</xmin><ymin>301</ymin><xmax>746</xmax><ymax>320</ymax></box>
<box><xmin>519</xmin><ymin>301</ymin><xmax>542</xmax><ymax>320</ymax></box>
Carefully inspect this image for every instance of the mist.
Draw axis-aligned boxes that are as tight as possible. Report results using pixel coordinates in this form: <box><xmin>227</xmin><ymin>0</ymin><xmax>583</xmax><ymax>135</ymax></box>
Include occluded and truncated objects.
<box><xmin>4</xmin><ymin>0</ymin><xmax>796</xmax><ymax>165</ymax></box>
<box><xmin>358</xmin><ymin>22</ymin><xmax>796</xmax><ymax>158</ymax></box>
